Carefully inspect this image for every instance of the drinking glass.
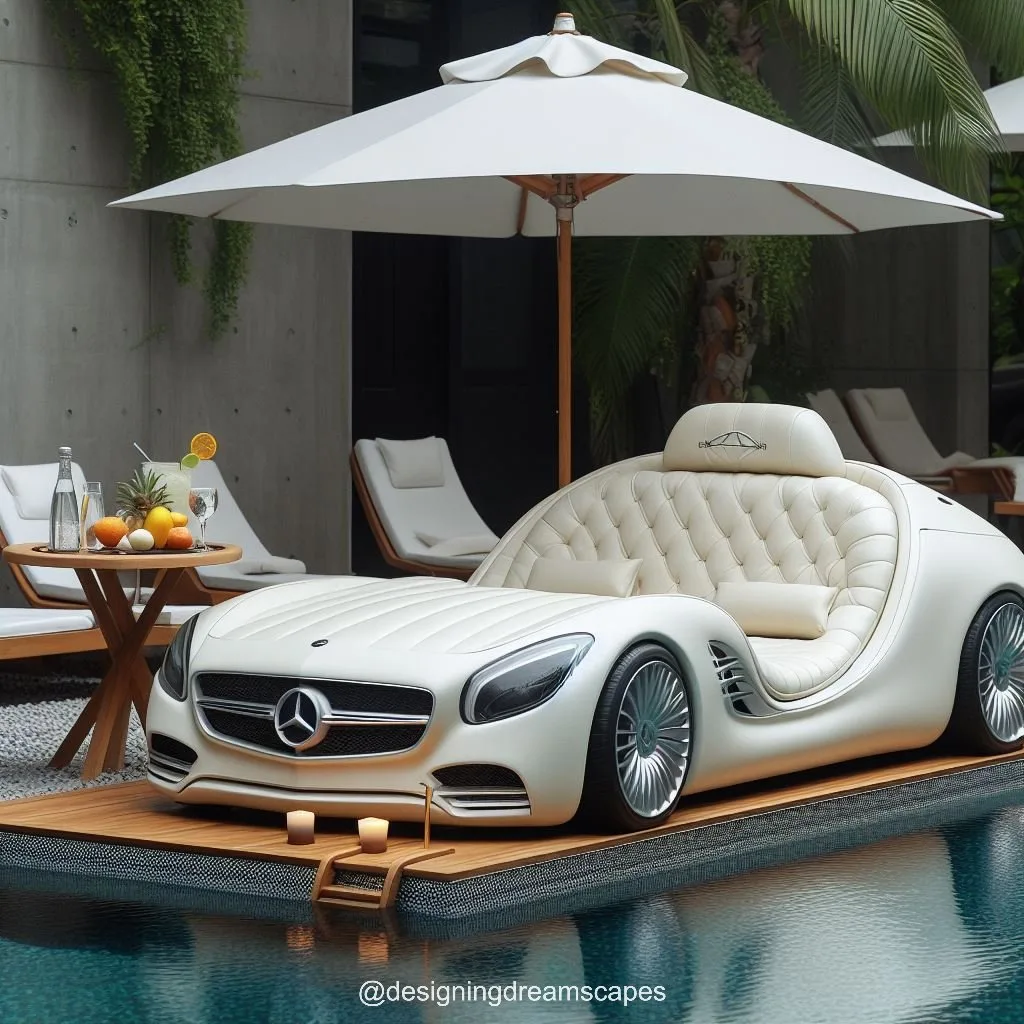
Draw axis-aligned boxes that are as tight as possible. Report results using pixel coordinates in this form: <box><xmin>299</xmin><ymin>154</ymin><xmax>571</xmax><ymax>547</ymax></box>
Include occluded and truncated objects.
<box><xmin>82</xmin><ymin>482</ymin><xmax>105</xmax><ymax>550</ymax></box>
<box><xmin>143</xmin><ymin>461</ymin><xmax>192</xmax><ymax>518</ymax></box>
<box><xmin>189</xmin><ymin>487</ymin><xmax>219</xmax><ymax>550</ymax></box>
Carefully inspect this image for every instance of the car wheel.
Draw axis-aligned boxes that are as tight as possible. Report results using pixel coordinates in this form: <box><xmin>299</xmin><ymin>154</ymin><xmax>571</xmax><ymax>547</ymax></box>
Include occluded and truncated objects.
<box><xmin>951</xmin><ymin>592</ymin><xmax>1024</xmax><ymax>755</ymax></box>
<box><xmin>579</xmin><ymin>643</ymin><xmax>692</xmax><ymax>833</ymax></box>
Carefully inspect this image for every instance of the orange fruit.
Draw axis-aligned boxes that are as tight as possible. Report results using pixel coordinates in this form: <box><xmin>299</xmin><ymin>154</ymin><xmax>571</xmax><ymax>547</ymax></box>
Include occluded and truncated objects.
<box><xmin>93</xmin><ymin>517</ymin><xmax>129</xmax><ymax>548</ymax></box>
<box><xmin>165</xmin><ymin>526</ymin><xmax>194</xmax><ymax>550</ymax></box>
<box><xmin>190</xmin><ymin>432</ymin><xmax>218</xmax><ymax>460</ymax></box>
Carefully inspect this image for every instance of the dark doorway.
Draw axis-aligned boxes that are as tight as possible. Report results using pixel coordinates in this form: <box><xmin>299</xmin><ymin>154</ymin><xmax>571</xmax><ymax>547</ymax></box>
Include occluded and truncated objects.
<box><xmin>351</xmin><ymin>0</ymin><xmax>561</xmax><ymax>575</ymax></box>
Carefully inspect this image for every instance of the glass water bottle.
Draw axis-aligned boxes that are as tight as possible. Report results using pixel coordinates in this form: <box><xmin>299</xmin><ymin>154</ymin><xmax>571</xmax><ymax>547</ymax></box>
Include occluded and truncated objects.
<box><xmin>49</xmin><ymin>446</ymin><xmax>80</xmax><ymax>552</ymax></box>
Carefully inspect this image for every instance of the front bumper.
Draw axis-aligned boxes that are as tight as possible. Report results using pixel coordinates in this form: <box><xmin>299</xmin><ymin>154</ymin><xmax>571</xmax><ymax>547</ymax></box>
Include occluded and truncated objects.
<box><xmin>145</xmin><ymin>669</ymin><xmax>595</xmax><ymax>827</ymax></box>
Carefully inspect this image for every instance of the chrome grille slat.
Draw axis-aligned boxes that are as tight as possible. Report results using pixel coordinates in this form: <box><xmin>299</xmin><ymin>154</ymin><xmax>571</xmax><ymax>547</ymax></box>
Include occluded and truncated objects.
<box><xmin>193</xmin><ymin>672</ymin><xmax>432</xmax><ymax>758</ymax></box>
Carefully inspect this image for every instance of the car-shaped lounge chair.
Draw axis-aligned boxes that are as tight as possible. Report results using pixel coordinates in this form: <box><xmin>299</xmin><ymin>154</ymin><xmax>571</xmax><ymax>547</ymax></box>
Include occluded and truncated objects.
<box><xmin>146</xmin><ymin>404</ymin><xmax>1024</xmax><ymax>833</ymax></box>
<box><xmin>844</xmin><ymin>387</ymin><xmax>1024</xmax><ymax>500</ymax></box>
<box><xmin>351</xmin><ymin>436</ymin><xmax>500</xmax><ymax>580</ymax></box>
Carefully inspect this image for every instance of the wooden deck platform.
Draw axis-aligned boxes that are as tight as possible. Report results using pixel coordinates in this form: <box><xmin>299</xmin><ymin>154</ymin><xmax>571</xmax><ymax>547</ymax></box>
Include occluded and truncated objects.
<box><xmin>0</xmin><ymin>746</ymin><xmax>1022</xmax><ymax>910</ymax></box>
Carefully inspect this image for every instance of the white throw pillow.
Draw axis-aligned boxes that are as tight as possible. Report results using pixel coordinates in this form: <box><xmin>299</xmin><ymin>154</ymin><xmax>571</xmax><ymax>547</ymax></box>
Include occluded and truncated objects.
<box><xmin>716</xmin><ymin>581</ymin><xmax>838</xmax><ymax>639</ymax></box>
<box><xmin>415</xmin><ymin>533</ymin><xmax>498</xmax><ymax>557</ymax></box>
<box><xmin>526</xmin><ymin>558</ymin><xmax>642</xmax><ymax>599</ymax></box>
<box><xmin>375</xmin><ymin>437</ymin><xmax>445</xmax><ymax>489</ymax></box>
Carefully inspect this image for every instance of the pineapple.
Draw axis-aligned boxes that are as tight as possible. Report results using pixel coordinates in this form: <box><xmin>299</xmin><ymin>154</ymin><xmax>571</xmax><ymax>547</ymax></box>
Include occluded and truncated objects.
<box><xmin>117</xmin><ymin>467</ymin><xmax>170</xmax><ymax>532</ymax></box>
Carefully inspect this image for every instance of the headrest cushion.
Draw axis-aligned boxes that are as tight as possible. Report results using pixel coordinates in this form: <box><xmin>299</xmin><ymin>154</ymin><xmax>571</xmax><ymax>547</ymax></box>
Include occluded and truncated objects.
<box><xmin>663</xmin><ymin>403</ymin><xmax>846</xmax><ymax>477</ymax></box>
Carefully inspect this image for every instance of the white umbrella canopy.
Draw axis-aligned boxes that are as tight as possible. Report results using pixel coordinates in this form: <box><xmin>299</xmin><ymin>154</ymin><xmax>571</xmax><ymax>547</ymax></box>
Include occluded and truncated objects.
<box><xmin>113</xmin><ymin>12</ymin><xmax>999</xmax><ymax>485</ymax></box>
<box><xmin>877</xmin><ymin>76</ymin><xmax>1024</xmax><ymax>152</ymax></box>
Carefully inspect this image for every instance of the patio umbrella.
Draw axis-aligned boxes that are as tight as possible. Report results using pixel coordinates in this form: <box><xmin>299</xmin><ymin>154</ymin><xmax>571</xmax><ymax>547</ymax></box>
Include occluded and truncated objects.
<box><xmin>113</xmin><ymin>12</ymin><xmax>998</xmax><ymax>487</ymax></box>
<box><xmin>877</xmin><ymin>76</ymin><xmax>1024</xmax><ymax>151</ymax></box>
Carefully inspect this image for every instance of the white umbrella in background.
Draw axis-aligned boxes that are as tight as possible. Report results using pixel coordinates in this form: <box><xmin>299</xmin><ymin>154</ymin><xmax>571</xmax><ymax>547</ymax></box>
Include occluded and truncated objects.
<box><xmin>877</xmin><ymin>76</ymin><xmax>1024</xmax><ymax>151</ymax></box>
<box><xmin>113</xmin><ymin>12</ymin><xmax>998</xmax><ymax>487</ymax></box>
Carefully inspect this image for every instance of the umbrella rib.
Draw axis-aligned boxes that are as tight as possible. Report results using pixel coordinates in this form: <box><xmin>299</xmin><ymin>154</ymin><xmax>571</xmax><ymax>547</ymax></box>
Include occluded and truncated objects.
<box><xmin>506</xmin><ymin>174</ymin><xmax>560</xmax><ymax>200</ymax></box>
<box><xmin>781</xmin><ymin>182</ymin><xmax>860</xmax><ymax>233</ymax></box>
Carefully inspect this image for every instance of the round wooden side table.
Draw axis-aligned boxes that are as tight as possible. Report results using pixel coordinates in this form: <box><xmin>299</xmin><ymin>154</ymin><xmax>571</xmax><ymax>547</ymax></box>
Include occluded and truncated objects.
<box><xmin>2</xmin><ymin>542</ymin><xmax>241</xmax><ymax>780</ymax></box>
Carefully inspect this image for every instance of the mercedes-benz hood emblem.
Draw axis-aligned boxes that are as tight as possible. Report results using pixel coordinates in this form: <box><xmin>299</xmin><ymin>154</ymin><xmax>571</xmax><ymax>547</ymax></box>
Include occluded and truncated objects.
<box><xmin>273</xmin><ymin>686</ymin><xmax>331</xmax><ymax>752</ymax></box>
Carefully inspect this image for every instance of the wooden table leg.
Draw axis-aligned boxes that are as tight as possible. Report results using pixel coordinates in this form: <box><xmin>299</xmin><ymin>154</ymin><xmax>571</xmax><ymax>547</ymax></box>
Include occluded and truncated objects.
<box><xmin>52</xmin><ymin>566</ymin><xmax>184</xmax><ymax>780</ymax></box>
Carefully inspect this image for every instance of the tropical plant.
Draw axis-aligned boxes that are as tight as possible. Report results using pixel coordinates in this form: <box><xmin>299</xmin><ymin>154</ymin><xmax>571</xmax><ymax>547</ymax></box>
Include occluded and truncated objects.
<box><xmin>572</xmin><ymin>0</ymin><xmax>1024</xmax><ymax>462</ymax></box>
<box><xmin>46</xmin><ymin>0</ymin><xmax>251</xmax><ymax>338</ymax></box>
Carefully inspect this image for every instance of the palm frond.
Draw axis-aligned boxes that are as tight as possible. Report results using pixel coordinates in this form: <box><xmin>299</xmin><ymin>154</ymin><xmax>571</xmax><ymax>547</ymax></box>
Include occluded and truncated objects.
<box><xmin>780</xmin><ymin>0</ymin><xmax>1000</xmax><ymax>199</ymax></box>
<box><xmin>572</xmin><ymin>0</ymin><xmax>633</xmax><ymax>46</ymax></box>
<box><xmin>800</xmin><ymin>45</ymin><xmax>878</xmax><ymax>151</ymax></box>
<box><xmin>649</xmin><ymin>0</ymin><xmax>722</xmax><ymax>96</ymax></box>
<box><xmin>939</xmin><ymin>0</ymin><xmax>1024</xmax><ymax>78</ymax></box>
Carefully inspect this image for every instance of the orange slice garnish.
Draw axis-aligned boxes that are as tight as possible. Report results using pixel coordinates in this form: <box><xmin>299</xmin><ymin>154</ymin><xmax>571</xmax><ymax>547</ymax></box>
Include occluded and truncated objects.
<box><xmin>190</xmin><ymin>432</ymin><xmax>218</xmax><ymax>460</ymax></box>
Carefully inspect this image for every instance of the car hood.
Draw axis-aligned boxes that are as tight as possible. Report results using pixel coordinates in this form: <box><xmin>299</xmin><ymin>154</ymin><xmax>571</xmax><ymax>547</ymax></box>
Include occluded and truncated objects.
<box><xmin>204</xmin><ymin>576</ymin><xmax>612</xmax><ymax>656</ymax></box>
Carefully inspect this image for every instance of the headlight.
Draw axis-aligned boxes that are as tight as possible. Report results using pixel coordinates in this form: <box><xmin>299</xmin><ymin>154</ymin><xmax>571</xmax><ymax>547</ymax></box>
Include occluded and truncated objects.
<box><xmin>158</xmin><ymin>613</ymin><xmax>200</xmax><ymax>701</ymax></box>
<box><xmin>461</xmin><ymin>634</ymin><xmax>593</xmax><ymax>724</ymax></box>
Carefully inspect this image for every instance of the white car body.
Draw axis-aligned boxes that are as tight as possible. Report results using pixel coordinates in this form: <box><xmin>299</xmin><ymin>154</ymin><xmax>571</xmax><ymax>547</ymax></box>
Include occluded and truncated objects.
<box><xmin>147</xmin><ymin>404</ymin><xmax>1024</xmax><ymax>829</ymax></box>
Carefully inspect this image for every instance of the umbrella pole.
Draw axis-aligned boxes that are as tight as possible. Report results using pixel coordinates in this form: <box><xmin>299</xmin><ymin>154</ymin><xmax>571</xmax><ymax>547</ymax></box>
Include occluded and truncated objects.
<box><xmin>557</xmin><ymin>213</ymin><xmax>572</xmax><ymax>489</ymax></box>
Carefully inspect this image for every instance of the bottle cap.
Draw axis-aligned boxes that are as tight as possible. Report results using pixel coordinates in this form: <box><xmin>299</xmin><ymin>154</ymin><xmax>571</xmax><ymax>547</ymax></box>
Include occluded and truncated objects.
<box><xmin>58</xmin><ymin>446</ymin><xmax>72</xmax><ymax>456</ymax></box>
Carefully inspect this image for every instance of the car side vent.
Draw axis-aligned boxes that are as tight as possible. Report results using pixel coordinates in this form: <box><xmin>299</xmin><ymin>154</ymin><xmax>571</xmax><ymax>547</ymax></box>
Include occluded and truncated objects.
<box><xmin>433</xmin><ymin>764</ymin><xmax>523</xmax><ymax>788</ymax></box>
<box><xmin>709</xmin><ymin>642</ymin><xmax>783</xmax><ymax>719</ymax></box>
<box><xmin>148</xmin><ymin>733</ymin><xmax>198</xmax><ymax>784</ymax></box>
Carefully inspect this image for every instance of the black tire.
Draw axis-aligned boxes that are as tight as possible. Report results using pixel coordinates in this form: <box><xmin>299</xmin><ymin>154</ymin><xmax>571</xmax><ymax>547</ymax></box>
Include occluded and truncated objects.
<box><xmin>949</xmin><ymin>591</ymin><xmax>1024</xmax><ymax>755</ymax></box>
<box><xmin>578</xmin><ymin>643</ymin><xmax>693</xmax><ymax>833</ymax></box>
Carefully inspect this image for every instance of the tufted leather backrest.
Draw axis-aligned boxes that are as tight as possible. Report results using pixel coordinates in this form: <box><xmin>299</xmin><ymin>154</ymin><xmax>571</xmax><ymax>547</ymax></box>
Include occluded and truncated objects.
<box><xmin>472</xmin><ymin>442</ymin><xmax>901</xmax><ymax>692</ymax></box>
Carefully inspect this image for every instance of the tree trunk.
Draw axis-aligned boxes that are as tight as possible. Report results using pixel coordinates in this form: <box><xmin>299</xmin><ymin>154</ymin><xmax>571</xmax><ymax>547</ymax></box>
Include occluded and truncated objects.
<box><xmin>691</xmin><ymin>1</ymin><xmax>766</xmax><ymax>406</ymax></box>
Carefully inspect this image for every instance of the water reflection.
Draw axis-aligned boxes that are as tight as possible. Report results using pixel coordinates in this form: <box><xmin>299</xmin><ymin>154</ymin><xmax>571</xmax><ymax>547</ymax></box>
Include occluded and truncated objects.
<box><xmin>0</xmin><ymin>807</ymin><xmax>1023</xmax><ymax>1023</ymax></box>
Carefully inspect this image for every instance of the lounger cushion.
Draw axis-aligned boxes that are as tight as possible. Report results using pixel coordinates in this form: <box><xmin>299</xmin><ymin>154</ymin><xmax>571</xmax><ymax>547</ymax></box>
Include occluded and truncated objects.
<box><xmin>664</xmin><ymin>403</ymin><xmax>846</xmax><ymax>477</ymax></box>
<box><xmin>192</xmin><ymin>567</ymin><xmax>320</xmax><ymax>593</ymax></box>
<box><xmin>845</xmin><ymin>388</ymin><xmax>975</xmax><ymax>477</ymax></box>
<box><xmin>805</xmin><ymin>389</ymin><xmax>875</xmax><ymax>462</ymax></box>
<box><xmin>527</xmin><ymin>557</ymin><xmax>642</xmax><ymax>598</ymax></box>
<box><xmin>231</xmin><ymin>557</ymin><xmax>307</xmax><ymax>576</ymax></box>
<box><xmin>417</xmin><ymin>533</ymin><xmax>498</xmax><ymax>557</ymax></box>
<box><xmin>0</xmin><ymin>608</ymin><xmax>94</xmax><ymax>638</ymax></box>
<box><xmin>132</xmin><ymin>603</ymin><xmax>208</xmax><ymax>626</ymax></box>
<box><xmin>1</xmin><ymin>464</ymin><xmax>75</xmax><ymax>521</ymax></box>
<box><xmin>354</xmin><ymin>437</ymin><xmax>499</xmax><ymax>570</ymax></box>
<box><xmin>376</xmin><ymin>437</ymin><xmax>445</xmax><ymax>489</ymax></box>
<box><xmin>716</xmin><ymin>581</ymin><xmax>838</xmax><ymax>639</ymax></box>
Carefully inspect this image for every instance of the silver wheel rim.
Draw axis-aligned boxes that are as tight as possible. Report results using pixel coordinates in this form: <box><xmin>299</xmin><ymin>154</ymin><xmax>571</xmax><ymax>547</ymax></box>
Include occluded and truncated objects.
<box><xmin>615</xmin><ymin>658</ymin><xmax>691</xmax><ymax>818</ymax></box>
<box><xmin>979</xmin><ymin>602</ymin><xmax>1024</xmax><ymax>744</ymax></box>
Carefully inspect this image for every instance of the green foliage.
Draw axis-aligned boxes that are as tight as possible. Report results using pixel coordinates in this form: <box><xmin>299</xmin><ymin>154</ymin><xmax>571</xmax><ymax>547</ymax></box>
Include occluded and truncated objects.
<box><xmin>46</xmin><ymin>0</ymin><xmax>251</xmax><ymax>338</ymax></box>
<box><xmin>575</xmin><ymin>236</ymin><xmax>701</xmax><ymax>461</ymax></box>
<box><xmin>990</xmin><ymin>161</ymin><xmax>1024</xmax><ymax>362</ymax></box>
<box><xmin>940</xmin><ymin>0</ymin><xmax>1024</xmax><ymax>80</ymax></box>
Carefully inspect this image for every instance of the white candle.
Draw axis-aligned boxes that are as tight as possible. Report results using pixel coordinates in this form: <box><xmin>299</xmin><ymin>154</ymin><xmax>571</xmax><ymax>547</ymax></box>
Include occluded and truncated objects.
<box><xmin>358</xmin><ymin>816</ymin><xmax>389</xmax><ymax>853</ymax></box>
<box><xmin>287</xmin><ymin>809</ymin><xmax>315</xmax><ymax>845</ymax></box>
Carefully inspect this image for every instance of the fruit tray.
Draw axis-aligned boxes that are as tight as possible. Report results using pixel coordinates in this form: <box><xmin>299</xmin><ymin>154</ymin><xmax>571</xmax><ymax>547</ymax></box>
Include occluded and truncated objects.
<box><xmin>89</xmin><ymin>543</ymin><xmax>225</xmax><ymax>555</ymax></box>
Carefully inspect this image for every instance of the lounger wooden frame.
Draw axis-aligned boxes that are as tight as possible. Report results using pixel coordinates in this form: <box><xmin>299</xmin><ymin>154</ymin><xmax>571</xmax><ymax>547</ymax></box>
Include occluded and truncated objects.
<box><xmin>349</xmin><ymin>451</ymin><xmax>475</xmax><ymax>581</ymax></box>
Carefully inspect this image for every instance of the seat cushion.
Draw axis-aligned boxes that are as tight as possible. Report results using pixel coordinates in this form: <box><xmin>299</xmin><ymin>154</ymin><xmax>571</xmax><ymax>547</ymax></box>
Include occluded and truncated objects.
<box><xmin>376</xmin><ymin>437</ymin><xmax>445</xmax><ymax>489</ymax></box>
<box><xmin>716</xmin><ymin>581</ymin><xmax>838</xmax><ymax>639</ymax></box>
<box><xmin>196</xmin><ymin>565</ymin><xmax>338</xmax><ymax>592</ymax></box>
<box><xmin>527</xmin><ymin>557</ymin><xmax>642</xmax><ymax>598</ymax></box>
<box><xmin>0</xmin><ymin>608</ymin><xmax>94</xmax><ymax>638</ymax></box>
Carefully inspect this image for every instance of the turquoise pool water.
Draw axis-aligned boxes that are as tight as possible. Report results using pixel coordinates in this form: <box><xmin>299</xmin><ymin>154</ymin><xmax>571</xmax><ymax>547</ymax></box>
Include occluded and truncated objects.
<box><xmin>2</xmin><ymin>801</ymin><xmax>1024</xmax><ymax>1023</ymax></box>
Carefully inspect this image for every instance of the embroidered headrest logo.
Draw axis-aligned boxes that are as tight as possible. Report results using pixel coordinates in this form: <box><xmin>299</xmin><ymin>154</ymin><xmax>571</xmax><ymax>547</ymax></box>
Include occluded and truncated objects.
<box><xmin>698</xmin><ymin>431</ymin><xmax>767</xmax><ymax>452</ymax></box>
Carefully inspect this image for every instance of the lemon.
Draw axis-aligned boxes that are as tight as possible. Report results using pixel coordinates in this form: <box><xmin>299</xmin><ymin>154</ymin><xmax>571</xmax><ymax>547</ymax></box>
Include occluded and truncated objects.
<box><xmin>169</xmin><ymin>511</ymin><xmax>188</xmax><ymax>527</ymax></box>
<box><xmin>190</xmin><ymin>433</ymin><xmax>217</xmax><ymax>460</ymax></box>
<box><xmin>143</xmin><ymin>506</ymin><xmax>174</xmax><ymax>549</ymax></box>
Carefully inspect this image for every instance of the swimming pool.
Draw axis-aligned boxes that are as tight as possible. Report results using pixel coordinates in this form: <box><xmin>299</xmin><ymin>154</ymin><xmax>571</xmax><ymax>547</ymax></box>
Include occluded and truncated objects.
<box><xmin>2</xmin><ymin>798</ymin><xmax>1024</xmax><ymax>1023</ymax></box>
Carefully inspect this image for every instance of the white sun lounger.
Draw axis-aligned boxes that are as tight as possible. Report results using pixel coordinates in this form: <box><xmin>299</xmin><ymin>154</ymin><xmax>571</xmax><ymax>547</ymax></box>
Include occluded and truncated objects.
<box><xmin>844</xmin><ymin>388</ymin><xmax>1024</xmax><ymax>499</ymax></box>
<box><xmin>188</xmin><ymin>460</ymin><xmax>337</xmax><ymax>595</ymax></box>
<box><xmin>352</xmin><ymin>437</ymin><xmax>499</xmax><ymax>579</ymax></box>
<box><xmin>0</xmin><ymin>607</ymin><xmax>105</xmax><ymax>659</ymax></box>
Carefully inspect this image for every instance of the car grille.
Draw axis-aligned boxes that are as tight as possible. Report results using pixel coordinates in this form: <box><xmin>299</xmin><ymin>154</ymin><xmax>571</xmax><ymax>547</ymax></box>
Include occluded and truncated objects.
<box><xmin>193</xmin><ymin>672</ymin><xmax>432</xmax><ymax>759</ymax></box>
<box><xmin>433</xmin><ymin>764</ymin><xmax>523</xmax><ymax>788</ymax></box>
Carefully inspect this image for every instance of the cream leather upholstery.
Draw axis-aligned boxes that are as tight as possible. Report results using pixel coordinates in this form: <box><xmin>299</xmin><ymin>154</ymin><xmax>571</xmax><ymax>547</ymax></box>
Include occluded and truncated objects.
<box><xmin>473</xmin><ymin>404</ymin><xmax>900</xmax><ymax>701</ymax></box>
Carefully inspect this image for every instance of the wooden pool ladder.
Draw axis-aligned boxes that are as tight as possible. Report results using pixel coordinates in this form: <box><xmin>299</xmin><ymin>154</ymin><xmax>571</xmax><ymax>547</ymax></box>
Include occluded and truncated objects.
<box><xmin>312</xmin><ymin>845</ymin><xmax>455</xmax><ymax>910</ymax></box>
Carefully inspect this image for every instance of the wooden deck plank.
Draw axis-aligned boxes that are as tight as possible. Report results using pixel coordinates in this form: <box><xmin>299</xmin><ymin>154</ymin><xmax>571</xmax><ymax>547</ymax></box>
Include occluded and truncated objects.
<box><xmin>0</xmin><ymin>748</ymin><xmax>1020</xmax><ymax>882</ymax></box>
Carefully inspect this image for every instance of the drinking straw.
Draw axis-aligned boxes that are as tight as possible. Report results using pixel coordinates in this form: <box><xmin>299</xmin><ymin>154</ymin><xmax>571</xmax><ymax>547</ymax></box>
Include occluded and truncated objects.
<box><xmin>133</xmin><ymin>442</ymin><xmax>152</xmax><ymax>462</ymax></box>
<box><xmin>79</xmin><ymin>492</ymin><xmax>90</xmax><ymax>551</ymax></box>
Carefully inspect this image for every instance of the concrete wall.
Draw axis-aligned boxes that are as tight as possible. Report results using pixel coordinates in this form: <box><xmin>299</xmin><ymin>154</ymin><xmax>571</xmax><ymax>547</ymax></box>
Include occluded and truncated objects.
<box><xmin>0</xmin><ymin>0</ymin><xmax>352</xmax><ymax>606</ymax></box>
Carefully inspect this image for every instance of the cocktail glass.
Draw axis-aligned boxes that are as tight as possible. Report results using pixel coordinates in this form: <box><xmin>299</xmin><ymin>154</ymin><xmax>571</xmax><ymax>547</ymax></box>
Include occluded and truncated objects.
<box><xmin>143</xmin><ymin>461</ymin><xmax>192</xmax><ymax>518</ymax></box>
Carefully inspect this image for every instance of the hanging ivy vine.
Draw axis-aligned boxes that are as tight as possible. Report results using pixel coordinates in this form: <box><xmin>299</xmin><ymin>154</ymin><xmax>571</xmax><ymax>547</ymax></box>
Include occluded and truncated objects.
<box><xmin>46</xmin><ymin>0</ymin><xmax>252</xmax><ymax>338</ymax></box>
